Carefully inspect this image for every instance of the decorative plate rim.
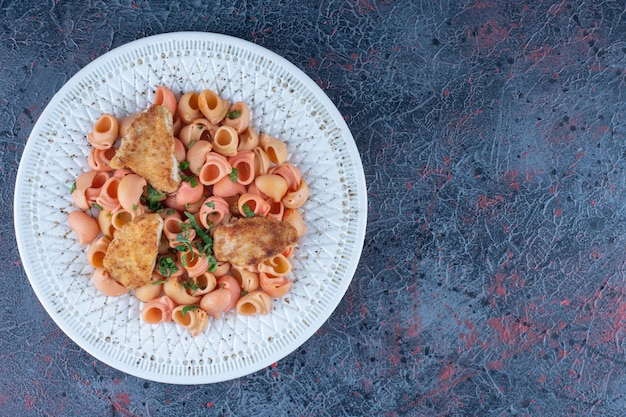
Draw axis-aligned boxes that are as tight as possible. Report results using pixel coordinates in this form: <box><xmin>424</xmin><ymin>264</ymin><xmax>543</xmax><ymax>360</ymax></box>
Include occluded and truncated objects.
<box><xmin>14</xmin><ymin>32</ymin><xmax>367</xmax><ymax>384</ymax></box>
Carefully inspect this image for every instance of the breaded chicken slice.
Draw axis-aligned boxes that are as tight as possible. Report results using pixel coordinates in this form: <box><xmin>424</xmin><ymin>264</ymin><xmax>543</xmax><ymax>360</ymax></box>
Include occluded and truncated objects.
<box><xmin>213</xmin><ymin>217</ymin><xmax>299</xmax><ymax>266</ymax></box>
<box><xmin>110</xmin><ymin>104</ymin><xmax>180</xmax><ymax>193</ymax></box>
<box><xmin>103</xmin><ymin>213</ymin><xmax>163</xmax><ymax>289</ymax></box>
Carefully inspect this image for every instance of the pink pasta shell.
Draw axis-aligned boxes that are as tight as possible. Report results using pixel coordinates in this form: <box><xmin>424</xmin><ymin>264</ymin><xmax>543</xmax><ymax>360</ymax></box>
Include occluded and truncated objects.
<box><xmin>217</xmin><ymin>275</ymin><xmax>241</xmax><ymax>312</ymax></box>
<box><xmin>265</xmin><ymin>199</ymin><xmax>285</xmax><ymax>221</ymax></box>
<box><xmin>68</xmin><ymin>210</ymin><xmax>99</xmax><ymax>245</ymax></box>
<box><xmin>186</xmin><ymin>140</ymin><xmax>213</xmax><ymax>174</ymax></box>
<box><xmin>270</xmin><ymin>163</ymin><xmax>302</xmax><ymax>191</ymax></box>
<box><xmin>228</xmin><ymin>151</ymin><xmax>255</xmax><ymax>185</ymax></box>
<box><xmin>236</xmin><ymin>291</ymin><xmax>271</xmax><ymax>316</ymax></box>
<box><xmin>163</xmin><ymin>214</ymin><xmax>195</xmax><ymax>243</ymax></box>
<box><xmin>177</xmin><ymin>91</ymin><xmax>202</xmax><ymax>124</ymax></box>
<box><xmin>282</xmin><ymin>180</ymin><xmax>309</xmax><ymax>209</ymax></box>
<box><xmin>88</xmin><ymin>114</ymin><xmax>119</xmax><ymax>150</ymax></box>
<box><xmin>172</xmin><ymin>305</ymin><xmax>209</xmax><ymax>337</ymax></box>
<box><xmin>258</xmin><ymin>254</ymin><xmax>292</xmax><ymax>277</ymax></box>
<box><xmin>221</xmin><ymin>101</ymin><xmax>251</xmax><ymax>133</ymax></box>
<box><xmin>197</xmin><ymin>89</ymin><xmax>229</xmax><ymax>124</ymax></box>
<box><xmin>86</xmin><ymin>236</ymin><xmax>110</xmax><ymax>268</ymax></box>
<box><xmin>254</xmin><ymin>174</ymin><xmax>288</xmax><ymax>203</ymax></box>
<box><xmin>179</xmin><ymin>249</ymin><xmax>210</xmax><ymax>279</ymax></box>
<box><xmin>237</xmin><ymin>125</ymin><xmax>259</xmax><ymax>151</ymax></box>
<box><xmin>200</xmin><ymin>288</ymin><xmax>232</xmax><ymax>320</ymax></box>
<box><xmin>252</xmin><ymin>146</ymin><xmax>271</xmax><ymax>176</ymax></box>
<box><xmin>212</xmin><ymin>125</ymin><xmax>239</xmax><ymax>157</ymax></box>
<box><xmin>141</xmin><ymin>295</ymin><xmax>176</xmax><ymax>324</ymax></box>
<box><xmin>237</xmin><ymin>193</ymin><xmax>271</xmax><ymax>217</ymax></box>
<box><xmin>96</xmin><ymin>176</ymin><xmax>121</xmax><ymax>212</ymax></box>
<box><xmin>92</xmin><ymin>267</ymin><xmax>130</xmax><ymax>297</ymax></box>
<box><xmin>154</xmin><ymin>86</ymin><xmax>178</xmax><ymax>116</ymax></box>
<box><xmin>163</xmin><ymin>276</ymin><xmax>202</xmax><ymax>305</ymax></box>
<box><xmin>199</xmin><ymin>196</ymin><xmax>230</xmax><ymax>228</ymax></box>
<box><xmin>259</xmin><ymin>272</ymin><xmax>292</xmax><ymax>298</ymax></box>
<box><xmin>231</xmin><ymin>265</ymin><xmax>260</xmax><ymax>293</ymax></box>
<box><xmin>175</xmin><ymin>178</ymin><xmax>204</xmax><ymax>207</ymax></box>
<box><xmin>97</xmin><ymin>210</ymin><xmax>115</xmax><ymax>239</ymax></box>
<box><xmin>88</xmin><ymin>147</ymin><xmax>117</xmax><ymax>172</ymax></box>
<box><xmin>259</xmin><ymin>133</ymin><xmax>288</xmax><ymax>165</ymax></box>
<box><xmin>174</xmin><ymin>138</ymin><xmax>186</xmax><ymax>162</ymax></box>
<box><xmin>212</xmin><ymin>175</ymin><xmax>247</xmax><ymax>198</ymax></box>
<box><xmin>117</xmin><ymin>173</ymin><xmax>147</xmax><ymax>213</ymax></box>
<box><xmin>198</xmin><ymin>152</ymin><xmax>231</xmax><ymax>185</ymax></box>
<box><xmin>118</xmin><ymin>112</ymin><xmax>140</xmax><ymax>138</ymax></box>
<box><xmin>178</xmin><ymin>118</ymin><xmax>215</xmax><ymax>148</ymax></box>
<box><xmin>282</xmin><ymin>208</ymin><xmax>307</xmax><ymax>238</ymax></box>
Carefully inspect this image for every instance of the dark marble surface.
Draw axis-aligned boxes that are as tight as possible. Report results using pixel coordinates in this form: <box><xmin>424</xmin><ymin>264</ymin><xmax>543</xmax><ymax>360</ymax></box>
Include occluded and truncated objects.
<box><xmin>2</xmin><ymin>1</ymin><xmax>626</xmax><ymax>416</ymax></box>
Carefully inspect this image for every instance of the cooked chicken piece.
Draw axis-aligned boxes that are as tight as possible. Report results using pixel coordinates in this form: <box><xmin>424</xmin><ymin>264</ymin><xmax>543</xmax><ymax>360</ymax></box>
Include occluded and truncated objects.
<box><xmin>110</xmin><ymin>104</ymin><xmax>180</xmax><ymax>193</ymax></box>
<box><xmin>213</xmin><ymin>217</ymin><xmax>299</xmax><ymax>266</ymax></box>
<box><xmin>103</xmin><ymin>213</ymin><xmax>163</xmax><ymax>289</ymax></box>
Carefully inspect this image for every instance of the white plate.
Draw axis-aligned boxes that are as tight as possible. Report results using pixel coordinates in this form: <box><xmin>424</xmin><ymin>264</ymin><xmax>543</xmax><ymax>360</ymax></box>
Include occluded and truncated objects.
<box><xmin>14</xmin><ymin>32</ymin><xmax>367</xmax><ymax>384</ymax></box>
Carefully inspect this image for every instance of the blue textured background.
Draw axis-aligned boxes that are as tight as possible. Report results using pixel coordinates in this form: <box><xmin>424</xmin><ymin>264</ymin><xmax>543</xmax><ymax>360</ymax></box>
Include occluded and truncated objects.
<box><xmin>2</xmin><ymin>1</ymin><xmax>626</xmax><ymax>416</ymax></box>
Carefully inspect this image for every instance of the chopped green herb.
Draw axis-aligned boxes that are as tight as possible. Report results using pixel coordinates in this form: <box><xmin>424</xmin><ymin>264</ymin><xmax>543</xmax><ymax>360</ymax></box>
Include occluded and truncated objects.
<box><xmin>166</xmin><ymin>208</ymin><xmax>175</xmax><ymax>215</ymax></box>
<box><xmin>92</xmin><ymin>203</ymin><xmax>104</xmax><ymax>211</ymax></box>
<box><xmin>157</xmin><ymin>256</ymin><xmax>178</xmax><ymax>278</ymax></box>
<box><xmin>182</xmin><ymin>305</ymin><xmax>199</xmax><ymax>315</ymax></box>
<box><xmin>152</xmin><ymin>280</ymin><xmax>167</xmax><ymax>285</ymax></box>
<box><xmin>132</xmin><ymin>204</ymin><xmax>138</xmax><ymax>211</ymax></box>
<box><xmin>229</xmin><ymin>168</ymin><xmax>239</xmax><ymax>183</ymax></box>
<box><xmin>184</xmin><ymin>211</ymin><xmax>214</xmax><ymax>258</ymax></box>
<box><xmin>142</xmin><ymin>184</ymin><xmax>166</xmax><ymax>211</ymax></box>
<box><xmin>181</xmin><ymin>173</ymin><xmax>198</xmax><ymax>187</ymax></box>
<box><xmin>242</xmin><ymin>203</ymin><xmax>255</xmax><ymax>218</ymax></box>
<box><xmin>226</xmin><ymin>110</ymin><xmax>242</xmax><ymax>119</ymax></box>
<box><xmin>241</xmin><ymin>291</ymin><xmax>248</xmax><ymax>297</ymax></box>
<box><xmin>188</xmin><ymin>140</ymin><xmax>196</xmax><ymax>149</ymax></box>
<box><xmin>198</xmin><ymin>125</ymin><xmax>204</xmax><ymax>130</ymax></box>
<box><xmin>179</xmin><ymin>161</ymin><xmax>190</xmax><ymax>171</ymax></box>
<box><xmin>71</xmin><ymin>182</ymin><xmax>77</xmax><ymax>193</ymax></box>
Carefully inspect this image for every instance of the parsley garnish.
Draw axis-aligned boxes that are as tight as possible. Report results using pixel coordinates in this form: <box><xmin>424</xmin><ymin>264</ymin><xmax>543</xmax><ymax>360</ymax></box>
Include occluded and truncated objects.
<box><xmin>242</xmin><ymin>203</ymin><xmax>255</xmax><ymax>218</ymax></box>
<box><xmin>181</xmin><ymin>173</ymin><xmax>198</xmax><ymax>187</ymax></box>
<box><xmin>182</xmin><ymin>305</ymin><xmax>199</xmax><ymax>315</ymax></box>
<box><xmin>157</xmin><ymin>256</ymin><xmax>178</xmax><ymax>278</ymax></box>
<box><xmin>229</xmin><ymin>168</ymin><xmax>239</xmax><ymax>183</ymax></box>
<box><xmin>205</xmin><ymin>201</ymin><xmax>215</xmax><ymax>209</ymax></box>
<box><xmin>152</xmin><ymin>280</ymin><xmax>167</xmax><ymax>285</ymax></box>
<box><xmin>179</xmin><ymin>161</ymin><xmax>190</xmax><ymax>171</ymax></box>
<box><xmin>92</xmin><ymin>203</ymin><xmax>104</xmax><ymax>211</ymax></box>
<box><xmin>226</xmin><ymin>110</ymin><xmax>242</xmax><ymax>119</ymax></box>
<box><xmin>142</xmin><ymin>184</ymin><xmax>166</xmax><ymax>211</ymax></box>
<box><xmin>188</xmin><ymin>140</ymin><xmax>196</xmax><ymax>149</ymax></box>
<box><xmin>132</xmin><ymin>204</ymin><xmax>138</xmax><ymax>211</ymax></box>
<box><xmin>71</xmin><ymin>182</ymin><xmax>77</xmax><ymax>193</ymax></box>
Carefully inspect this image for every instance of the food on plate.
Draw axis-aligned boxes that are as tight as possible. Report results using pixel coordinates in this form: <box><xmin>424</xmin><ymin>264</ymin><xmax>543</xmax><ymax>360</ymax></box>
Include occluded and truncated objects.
<box><xmin>110</xmin><ymin>104</ymin><xmax>180</xmax><ymax>193</ymax></box>
<box><xmin>102</xmin><ymin>213</ymin><xmax>163</xmax><ymax>289</ymax></box>
<box><xmin>67</xmin><ymin>86</ymin><xmax>309</xmax><ymax>336</ymax></box>
<box><xmin>213</xmin><ymin>217</ymin><xmax>298</xmax><ymax>266</ymax></box>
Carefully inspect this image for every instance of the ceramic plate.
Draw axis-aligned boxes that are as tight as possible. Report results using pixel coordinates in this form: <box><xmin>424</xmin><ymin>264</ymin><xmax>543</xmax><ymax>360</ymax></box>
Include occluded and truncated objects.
<box><xmin>14</xmin><ymin>32</ymin><xmax>367</xmax><ymax>384</ymax></box>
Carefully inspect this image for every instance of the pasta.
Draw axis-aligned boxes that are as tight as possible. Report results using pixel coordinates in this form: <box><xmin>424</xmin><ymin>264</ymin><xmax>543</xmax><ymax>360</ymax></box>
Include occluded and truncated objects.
<box><xmin>67</xmin><ymin>87</ymin><xmax>309</xmax><ymax>337</ymax></box>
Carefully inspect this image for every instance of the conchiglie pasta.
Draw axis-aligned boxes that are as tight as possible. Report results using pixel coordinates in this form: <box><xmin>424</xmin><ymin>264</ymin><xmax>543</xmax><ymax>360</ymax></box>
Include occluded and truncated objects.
<box><xmin>252</xmin><ymin>146</ymin><xmax>271</xmax><ymax>176</ymax></box>
<box><xmin>142</xmin><ymin>295</ymin><xmax>176</xmax><ymax>324</ymax></box>
<box><xmin>212</xmin><ymin>126</ymin><xmax>239</xmax><ymax>157</ymax></box>
<box><xmin>198</xmin><ymin>152</ymin><xmax>231</xmax><ymax>185</ymax></box>
<box><xmin>92</xmin><ymin>267</ymin><xmax>130</xmax><ymax>296</ymax></box>
<box><xmin>117</xmin><ymin>173</ymin><xmax>147</xmax><ymax>213</ymax></box>
<box><xmin>228</xmin><ymin>151</ymin><xmax>255</xmax><ymax>185</ymax></box>
<box><xmin>260</xmin><ymin>133</ymin><xmax>288</xmax><ymax>165</ymax></box>
<box><xmin>231</xmin><ymin>265</ymin><xmax>260</xmax><ymax>292</ymax></box>
<box><xmin>237</xmin><ymin>125</ymin><xmax>259</xmax><ymax>151</ymax></box>
<box><xmin>270</xmin><ymin>163</ymin><xmax>302</xmax><ymax>191</ymax></box>
<box><xmin>237</xmin><ymin>193</ymin><xmax>271</xmax><ymax>217</ymax></box>
<box><xmin>259</xmin><ymin>272</ymin><xmax>292</xmax><ymax>298</ymax></box>
<box><xmin>200</xmin><ymin>288</ymin><xmax>232</xmax><ymax>320</ymax></box>
<box><xmin>189</xmin><ymin>272</ymin><xmax>217</xmax><ymax>296</ymax></box>
<box><xmin>68</xmin><ymin>211</ymin><xmax>99</xmax><ymax>245</ymax></box>
<box><xmin>175</xmin><ymin>179</ymin><xmax>204</xmax><ymax>207</ymax></box>
<box><xmin>163</xmin><ymin>276</ymin><xmax>202</xmax><ymax>305</ymax></box>
<box><xmin>258</xmin><ymin>254</ymin><xmax>292</xmax><ymax>277</ymax></box>
<box><xmin>199</xmin><ymin>196</ymin><xmax>230</xmax><ymax>228</ymax></box>
<box><xmin>97</xmin><ymin>210</ymin><xmax>115</xmax><ymax>239</ymax></box>
<box><xmin>134</xmin><ymin>272</ymin><xmax>164</xmax><ymax>302</ymax></box>
<box><xmin>198</xmin><ymin>89</ymin><xmax>229</xmax><ymax>124</ymax></box>
<box><xmin>172</xmin><ymin>305</ymin><xmax>209</xmax><ymax>336</ymax></box>
<box><xmin>282</xmin><ymin>180</ymin><xmax>309</xmax><ymax>209</ymax></box>
<box><xmin>95</xmin><ymin>176</ymin><xmax>121</xmax><ymax>212</ymax></box>
<box><xmin>88</xmin><ymin>114</ymin><xmax>118</xmax><ymax>150</ymax></box>
<box><xmin>186</xmin><ymin>140</ymin><xmax>213</xmax><ymax>174</ymax></box>
<box><xmin>212</xmin><ymin>175</ymin><xmax>247</xmax><ymax>198</ymax></box>
<box><xmin>178</xmin><ymin>118</ymin><xmax>214</xmax><ymax>147</ymax></box>
<box><xmin>282</xmin><ymin>208</ymin><xmax>307</xmax><ymax>238</ymax></box>
<box><xmin>154</xmin><ymin>86</ymin><xmax>178</xmax><ymax>116</ymax></box>
<box><xmin>88</xmin><ymin>147</ymin><xmax>117</xmax><ymax>172</ymax></box>
<box><xmin>255</xmin><ymin>174</ymin><xmax>288</xmax><ymax>203</ymax></box>
<box><xmin>86</xmin><ymin>237</ymin><xmax>110</xmax><ymax>267</ymax></box>
<box><xmin>177</xmin><ymin>91</ymin><xmax>202</xmax><ymax>124</ymax></box>
<box><xmin>221</xmin><ymin>101</ymin><xmax>251</xmax><ymax>133</ymax></box>
<box><xmin>236</xmin><ymin>291</ymin><xmax>271</xmax><ymax>316</ymax></box>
